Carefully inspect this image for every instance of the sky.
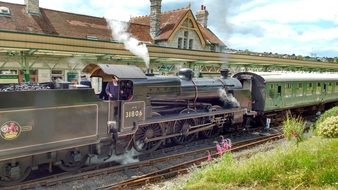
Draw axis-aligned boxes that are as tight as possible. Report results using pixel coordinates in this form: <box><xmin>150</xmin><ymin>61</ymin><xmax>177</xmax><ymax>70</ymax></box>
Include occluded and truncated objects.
<box><xmin>2</xmin><ymin>0</ymin><xmax>338</xmax><ymax>57</ymax></box>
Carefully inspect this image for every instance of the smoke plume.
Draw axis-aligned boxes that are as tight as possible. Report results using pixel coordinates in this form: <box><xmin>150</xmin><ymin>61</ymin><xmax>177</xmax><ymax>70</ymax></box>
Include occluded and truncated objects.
<box><xmin>107</xmin><ymin>19</ymin><xmax>150</xmax><ymax>68</ymax></box>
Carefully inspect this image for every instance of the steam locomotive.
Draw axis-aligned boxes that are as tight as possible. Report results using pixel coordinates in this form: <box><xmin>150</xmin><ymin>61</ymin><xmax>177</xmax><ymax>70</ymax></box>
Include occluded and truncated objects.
<box><xmin>0</xmin><ymin>64</ymin><xmax>337</xmax><ymax>186</ymax></box>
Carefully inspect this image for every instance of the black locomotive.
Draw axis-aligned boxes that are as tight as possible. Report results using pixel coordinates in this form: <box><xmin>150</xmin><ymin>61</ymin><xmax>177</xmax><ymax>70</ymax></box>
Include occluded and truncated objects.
<box><xmin>0</xmin><ymin>64</ymin><xmax>337</xmax><ymax>186</ymax></box>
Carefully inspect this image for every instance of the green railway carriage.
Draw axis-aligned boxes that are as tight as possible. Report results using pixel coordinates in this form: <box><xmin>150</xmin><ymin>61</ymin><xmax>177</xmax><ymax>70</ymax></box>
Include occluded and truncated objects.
<box><xmin>234</xmin><ymin>72</ymin><xmax>338</xmax><ymax>114</ymax></box>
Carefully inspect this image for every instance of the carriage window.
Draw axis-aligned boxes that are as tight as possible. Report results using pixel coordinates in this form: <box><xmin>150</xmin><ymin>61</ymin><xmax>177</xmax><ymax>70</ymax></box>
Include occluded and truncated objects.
<box><xmin>327</xmin><ymin>83</ymin><xmax>332</xmax><ymax>94</ymax></box>
<box><xmin>306</xmin><ymin>83</ymin><xmax>313</xmax><ymax>96</ymax></box>
<box><xmin>284</xmin><ymin>83</ymin><xmax>292</xmax><ymax>97</ymax></box>
<box><xmin>316</xmin><ymin>83</ymin><xmax>321</xmax><ymax>94</ymax></box>
<box><xmin>336</xmin><ymin>82</ymin><xmax>338</xmax><ymax>93</ymax></box>
<box><xmin>268</xmin><ymin>84</ymin><xmax>275</xmax><ymax>99</ymax></box>
<box><xmin>277</xmin><ymin>85</ymin><xmax>282</xmax><ymax>96</ymax></box>
<box><xmin>296</xmin><ymin>83</ymin><xmax>303</xmax><ymax>97</ymax></box>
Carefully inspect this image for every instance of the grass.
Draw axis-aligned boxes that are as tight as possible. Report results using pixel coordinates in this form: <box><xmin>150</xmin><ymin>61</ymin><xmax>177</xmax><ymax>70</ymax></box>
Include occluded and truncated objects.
<box><xmin>178</xmin><ymin>136</ymin><xmax>338</xmax><ymax>190</ymax></box>
<box><xmin>282</xmin><ymin>114</ymin><xmax>305</xmax><ymax>144</ymax></box>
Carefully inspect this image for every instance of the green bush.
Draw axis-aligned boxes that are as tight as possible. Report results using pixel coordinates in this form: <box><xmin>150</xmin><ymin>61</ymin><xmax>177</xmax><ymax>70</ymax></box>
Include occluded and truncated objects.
<box><xmin>282</xmin><ymin>114</ymin><xmax>305</xmax><ymax>144</ymax></box>
<box><xmin>317</xmin><ymin>116</ymin><xmax>338</xmax><ymax>138</ymax></box>
<box><xmin>314</xmin><ymin>106</ymin><xmax>338</xmax><ymax>128</ymax></box>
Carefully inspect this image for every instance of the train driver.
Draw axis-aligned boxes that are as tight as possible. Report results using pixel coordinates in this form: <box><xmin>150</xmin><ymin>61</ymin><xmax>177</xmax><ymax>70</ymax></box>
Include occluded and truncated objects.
<box><xmin>105</xmin><ymin>75</ymin><xmax>119</xmax><ymax>100</ymax></box>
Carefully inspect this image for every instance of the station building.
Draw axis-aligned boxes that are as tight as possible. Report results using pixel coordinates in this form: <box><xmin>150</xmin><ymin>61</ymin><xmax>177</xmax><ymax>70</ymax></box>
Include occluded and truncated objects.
<box><xmin>0</xmin><ymin>0</ymin><xmax>337</xmax><ymax>84</ymax></box>
<box><xmin>0</xmin><ymin>0</ymin><xmax>227</xmax><ymax>83</ymax></box>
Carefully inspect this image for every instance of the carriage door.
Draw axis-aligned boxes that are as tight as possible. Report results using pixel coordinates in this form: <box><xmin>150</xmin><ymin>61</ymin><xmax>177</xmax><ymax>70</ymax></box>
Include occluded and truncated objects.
<box><xmin>276</xmin><ymin>84</ymin><xmax>283</xmax><ymax>108</ymax></box>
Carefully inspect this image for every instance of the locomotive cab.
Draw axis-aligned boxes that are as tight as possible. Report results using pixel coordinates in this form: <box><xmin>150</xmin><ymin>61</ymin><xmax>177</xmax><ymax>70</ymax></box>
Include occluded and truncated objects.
<box><xmin>83</xmin><ymin>64</ymin><xmax>147</xmax><ymax>134</ymax></box>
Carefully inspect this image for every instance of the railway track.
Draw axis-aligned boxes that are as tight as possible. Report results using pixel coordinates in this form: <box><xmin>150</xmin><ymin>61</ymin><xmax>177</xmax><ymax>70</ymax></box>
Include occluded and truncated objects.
<box><xmin>4</xmin><ymin>132</ymin><xmax>282</xmax><ymax>190</ymax></box>
<box><xmin>100</xmin><ymin>133</ymin><xmax>283</xmax><ymax>190</ymax></box>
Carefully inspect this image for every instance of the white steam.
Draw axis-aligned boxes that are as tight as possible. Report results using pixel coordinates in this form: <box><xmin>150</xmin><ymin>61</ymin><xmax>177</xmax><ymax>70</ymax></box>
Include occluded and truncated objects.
<box><xmin>218</xmin><ymin>88</ymin><xmax>240</xmax><ymax>108</ymax></box>
<box><xmin>107</xmin><ymin>19</ymin><xmax>150</xmax><ymax>68</ymax></box>
<box><xmin>87</xmin><ymin>147</ymin><xmax>140</xmax><ymax>165</ymax></box>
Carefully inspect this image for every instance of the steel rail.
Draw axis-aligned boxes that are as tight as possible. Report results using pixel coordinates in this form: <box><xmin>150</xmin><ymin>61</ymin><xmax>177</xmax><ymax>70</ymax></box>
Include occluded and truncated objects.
<box><xmin>3</xmin><ymin>133</ymin><xmax>282</xmax><ymax>190</ymax></box>
<box><xmin>100</xmin><ymin>134</ymin><xmax>284</xmax><ymax>190</ymax></box>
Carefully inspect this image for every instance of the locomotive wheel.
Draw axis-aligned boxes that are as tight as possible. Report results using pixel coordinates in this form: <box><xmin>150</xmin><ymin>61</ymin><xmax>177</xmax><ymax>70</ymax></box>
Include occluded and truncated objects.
<box><xmin>172</xmin><ymin>118</ymin><xmax>196</xmax><ymax>144</ymax></box>
<box><xmin>133</xmin><ymin>123</ymin><xmax>164</xmax><ymax>153</ymax></box>
<box><xmin>59</xmin><ymin>150</ymin><xmax>88</xmax><ymax>172</ymax></box>
<box><xmin>172</xmin><ymin>108</ymin><xmax>198</xmax><ymax>145</ymax></box>
<box><xmin>0</xmin><ymin>163</ymin><xmax>31</xmax><ymax>186</ymax></box>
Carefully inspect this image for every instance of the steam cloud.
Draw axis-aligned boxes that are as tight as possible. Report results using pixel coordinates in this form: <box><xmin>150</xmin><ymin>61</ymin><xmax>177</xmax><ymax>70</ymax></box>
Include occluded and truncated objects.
<box><xmin>107</xmin><ymin>19</ymin><xmax>150</xmax><ymax>68</ymax></box>
<box><xmin>218</xmin><ymin>88</ymin><xmax>240</xmax><ymax>108</ymax></box>
<box><xmin>87</xmin><ymin>147</ymin><xmax>140</xmax><ymax>165</ymax></box>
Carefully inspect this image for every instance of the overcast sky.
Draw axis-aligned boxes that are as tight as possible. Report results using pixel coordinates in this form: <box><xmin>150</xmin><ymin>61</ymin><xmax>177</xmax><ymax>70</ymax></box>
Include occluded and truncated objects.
<box><xmin>2</xmin><ymin>0</ymin><xmax>338</xmax><ymax>57</ymax></box>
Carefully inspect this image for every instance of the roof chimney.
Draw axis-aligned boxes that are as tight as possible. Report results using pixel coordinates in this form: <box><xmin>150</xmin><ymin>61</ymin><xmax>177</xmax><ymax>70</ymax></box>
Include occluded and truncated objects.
<box><xmin>25</xmin><ymin>0</ymin><xmax>40</xmax><ymax>15</ymax></box>
<box><xmin>196</xmin><ymin>5</ymin><xmax>209</xmax><ymax>28</ymax></box>
<box><xmin>149</xmin><ymin>0</ymin><xmax>162</xmax><ymax>39</ymax></box>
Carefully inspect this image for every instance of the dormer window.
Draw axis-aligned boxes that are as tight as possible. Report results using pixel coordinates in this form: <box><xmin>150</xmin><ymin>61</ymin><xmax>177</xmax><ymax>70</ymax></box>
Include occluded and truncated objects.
<box><xmin>86</xmin><ymin>35</ymin><xmax>98</xmax><ymax>40</ymax></box>
<box><xmin>0</xmin><ymin>7</ymin><xmax>11</xmax><ymax>16</ymax></box>
<box><xmin>178</xmin><ymin>38</ymin><xmax>183</xmax><ymax>48</ymax></box>
<box><xmin>189</xmin><ymin>39</ymin><xmax>193</xmax><ymax>49</ymax></box>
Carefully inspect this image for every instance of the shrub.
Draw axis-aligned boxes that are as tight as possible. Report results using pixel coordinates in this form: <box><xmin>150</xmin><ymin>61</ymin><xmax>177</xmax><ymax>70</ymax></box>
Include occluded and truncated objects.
<box><xmin>314</xmin><ymin>106</ymin><xmax>338</xmax><ymax>129</ymax></box>
<box><xmin>317</xmin><ymin>116</ymin><xmax>338</xmax><ymax>138</ymax></box>
<box><xmin>282</xmin><ymin>114</ymin><xmax>305</xmax><ymax>144</ymax></box>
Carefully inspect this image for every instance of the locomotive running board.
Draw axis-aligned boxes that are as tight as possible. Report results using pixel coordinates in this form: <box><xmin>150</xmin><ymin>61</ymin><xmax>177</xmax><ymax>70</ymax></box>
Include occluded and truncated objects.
<box><xmin>139</xmin><ymin>108</ymin><xmax>245</xmax><ymax>126</ymax></box>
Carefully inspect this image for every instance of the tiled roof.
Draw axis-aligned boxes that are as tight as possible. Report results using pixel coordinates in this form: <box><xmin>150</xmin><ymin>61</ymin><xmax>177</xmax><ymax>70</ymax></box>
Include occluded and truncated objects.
<box><xmin>0</xmin><ymin>1</ymin><xmax>112</xmax><ymax>40</ymax></box>
<box><xmin>199</xmin><ymin>24</ymin><xmax>225</xmax><ymax>46</ymax></box>
<box><xmin>131</xmin><ymin>8</ymin><xmax>189</xmax><ymax>41</ymax></box>
<box><xmin>0</xmin><ymin>1</ymin><xmax>223</xmax><ymax>45</ymax></box>
<box><xmin>128</xmin><ymin>22</ymin><xmax>152</xmax><ymax>43</ymax></box>
<box><xmin>131</xmin><ymin>8</ymin><xmax>224</xmax><ymax>45</ymax></box>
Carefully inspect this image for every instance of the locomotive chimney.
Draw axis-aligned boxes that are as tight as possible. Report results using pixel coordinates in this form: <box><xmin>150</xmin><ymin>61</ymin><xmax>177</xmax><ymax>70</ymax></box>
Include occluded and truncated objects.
<box><xmin>150</xmin><ymin>0</ymin><xmax>162</xmax><ymax>39</ymax></box>
<box><xmin>196</xmin><ymin>5</ymin><xmax>209</xmax><ymax>28</ymax></box>
<box><xmin>146</xmin><ymin>68</ymin><xmax>155</xmax><ymax>76</ymax></box>
<box><xmin>25</xmin><ymin>0</ymin><xmax>40</xmax><ymax>16</ymax></box>
<box><xmin>220</xmin><ymin>68</ymin><xmax>230</xmax><ymax>79</ymax></box>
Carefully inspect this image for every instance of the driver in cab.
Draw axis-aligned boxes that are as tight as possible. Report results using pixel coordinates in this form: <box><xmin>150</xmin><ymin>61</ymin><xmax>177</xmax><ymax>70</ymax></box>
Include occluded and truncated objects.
<box><xmin>105</xmin><ymin>76</ymin><xmax>119</xmax><ymax>100</ymax></box>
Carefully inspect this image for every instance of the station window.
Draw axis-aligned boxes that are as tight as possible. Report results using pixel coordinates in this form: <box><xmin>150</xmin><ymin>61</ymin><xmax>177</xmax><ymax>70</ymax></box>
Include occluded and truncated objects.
<box><xmin>178</xmin><ymin>38</ymin><xmax>183</xmax><ymax>49</ymax></box>
<box><xmin>210</xmin><ymin>45</ymin><xmax>216</xmax><ymax>52</ymax></box>
<box><xmin>0</xmin><ymin>69</ymin><xmax>17</xmax><ymax>75</ymax></box>
<box><xmin>183</xmin><ymin>38</ymin><xmax>188</xmax><ymax>49</ymax></box>
<box><xmin>296</xmin><ymin>83</ymin><xmax>303</xmax><ymax>97</ymax></box>
<box><xmin>189</xmin><ymin>39</ymin><xmax>193</xmax><ymax>49</ymax></box>
<box><xmin>0</xmin><ymin>7</ymin><xmax>11</xmax><ymax>16</ymax></box>
<box><xmin>284</xmin><ymin>83</ymin><xmax>292</xmax><ymax>97</ymax></box>
<box><xmin>51</xmin><ymin>70</ymin><xmax>64</xmax><ymax>80</ymax></box>
<box><xmin>316</xmin><ymin>83</ymin><xmax>321</xmax><ymax>94</ymax></box>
